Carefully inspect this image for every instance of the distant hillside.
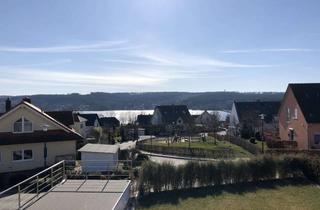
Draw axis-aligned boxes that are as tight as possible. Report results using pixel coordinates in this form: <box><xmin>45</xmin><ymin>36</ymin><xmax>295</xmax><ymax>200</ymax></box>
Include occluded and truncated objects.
<box><xmin>0</xmin><ymin>92</ymin><xmax>284</xmax><ymax>112</ymax></box>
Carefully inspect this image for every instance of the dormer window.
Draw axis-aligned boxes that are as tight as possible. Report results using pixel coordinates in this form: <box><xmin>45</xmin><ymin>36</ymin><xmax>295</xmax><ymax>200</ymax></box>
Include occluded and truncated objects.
<box><xmin>13</xmin><ymin>117</ymin><xmax>33</xmax><ymax>133</ymax></box>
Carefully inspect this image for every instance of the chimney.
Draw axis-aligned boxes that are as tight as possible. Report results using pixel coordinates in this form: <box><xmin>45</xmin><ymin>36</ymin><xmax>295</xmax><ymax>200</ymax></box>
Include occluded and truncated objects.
<box><xmin>5</xmin><ymin>98</ymin><xmax>11</xmax><ymax>112</ymax></box>
<box><xmin>22</xmin><ymin>97</ymin><xmax>31</xmax><ymax>104</ymax></box>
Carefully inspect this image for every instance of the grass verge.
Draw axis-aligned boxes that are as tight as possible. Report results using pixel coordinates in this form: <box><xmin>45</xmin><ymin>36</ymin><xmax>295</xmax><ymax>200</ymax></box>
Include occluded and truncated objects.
<box><xmin>137</xmin><ymin>178</ymin><xmax>320</xmax><ymax>210</ymax></box>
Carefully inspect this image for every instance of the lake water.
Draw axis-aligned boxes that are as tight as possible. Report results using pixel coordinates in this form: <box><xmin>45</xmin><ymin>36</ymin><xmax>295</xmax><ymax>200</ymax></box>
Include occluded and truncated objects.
<box><xmin>80</xmin><ymin>110</ymin><xmax>230</xmax><ymax>124</ymax></box>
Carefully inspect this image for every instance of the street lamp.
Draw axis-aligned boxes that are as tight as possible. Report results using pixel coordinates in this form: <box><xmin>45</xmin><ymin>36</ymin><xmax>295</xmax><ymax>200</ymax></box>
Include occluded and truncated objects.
<box><xmin>259</xmin><ymin>114</ymin><xmax>265</xmax><ymax>153</ymax></box>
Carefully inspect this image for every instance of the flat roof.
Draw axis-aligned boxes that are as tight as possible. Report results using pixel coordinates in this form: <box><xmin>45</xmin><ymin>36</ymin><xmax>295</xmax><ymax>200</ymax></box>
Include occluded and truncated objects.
<box><xmin>78</xmin><ymin>143</ymin><xmax>119</xmax><ymax>154</ymax></box>
<box><xmin>26</xmin><ymin>179</ymin><xmax>130</xmax><ymax>210</ymax></box>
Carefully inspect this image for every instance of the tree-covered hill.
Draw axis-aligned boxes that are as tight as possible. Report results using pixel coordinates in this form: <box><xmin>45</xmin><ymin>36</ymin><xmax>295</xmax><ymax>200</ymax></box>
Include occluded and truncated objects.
<box><xmin>0</xmin><ymin>92</ymin><xmax>284</xmax><ymax>112</ymax></box>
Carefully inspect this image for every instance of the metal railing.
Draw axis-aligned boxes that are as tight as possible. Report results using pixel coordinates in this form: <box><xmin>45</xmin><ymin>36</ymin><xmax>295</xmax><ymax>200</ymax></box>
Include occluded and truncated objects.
<box><xmin>0</xmin><ymin>160</ymin><xmax>133</xmax><ymax>210</ymax></box>
<box><xmin>0</xmin><ymin>161</ymin><xmax>65</xmax><ymax>210</ymax></box>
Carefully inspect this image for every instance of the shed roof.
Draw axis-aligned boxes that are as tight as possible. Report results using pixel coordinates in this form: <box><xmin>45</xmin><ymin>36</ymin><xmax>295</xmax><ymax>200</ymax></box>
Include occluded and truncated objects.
<box><xmin>78</xmin><ymin>143</ymin><xmax>119</xmax><ymax>154</ymax></box>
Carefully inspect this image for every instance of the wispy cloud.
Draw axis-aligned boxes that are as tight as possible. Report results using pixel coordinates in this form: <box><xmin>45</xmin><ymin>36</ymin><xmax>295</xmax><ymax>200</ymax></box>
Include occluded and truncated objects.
<box><xmin>0</xmin><ymin>68</ymin><xmax>165</xmax><ymax>88</ymax></box>
<box><xmin>221</xmin><ymin>48</ymin><xmax>320</xmax><ymax>54</ymax></box>
<box><xmin>0</xmin><ymin>59</ymin><xmax>72</xmax><ymax>69</ymax></box>
<box><xmin>103</xmin><ymin>51</ymin><xmax>273</xmax><ymax>68</ymax></box>
<box><xmin>0</xmin><ymin>41</ymin><xmax>142</xmax><ymax>53</ymax></box>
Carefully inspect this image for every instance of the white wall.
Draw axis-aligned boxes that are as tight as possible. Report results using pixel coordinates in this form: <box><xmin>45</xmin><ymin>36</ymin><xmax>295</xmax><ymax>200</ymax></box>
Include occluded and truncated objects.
<box><xmin>80</xmin><ymin>151</ymin><xmax>118</xmax><ymax>172</ymax></box>
<box><xmin>0</xmin><ymin>141</ymin><xmax>76</xmax><ymax>173</ymax></box>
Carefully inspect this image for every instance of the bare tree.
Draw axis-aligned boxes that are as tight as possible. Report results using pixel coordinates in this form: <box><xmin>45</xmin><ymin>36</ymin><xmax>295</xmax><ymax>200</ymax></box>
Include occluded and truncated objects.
<box><xmin>119</xmin><ymin>113</ymin><xmax>128</xmax><ymax>125</ymax></box>
<box><xmin>208</xmin><ymin>112</ymin><xmax>221</xmax><ymax>144</ymax></box>
<box><xmin>107</xmin><ymin>111</ymin><xmax>116</xmax><ymax>117</ymax></box>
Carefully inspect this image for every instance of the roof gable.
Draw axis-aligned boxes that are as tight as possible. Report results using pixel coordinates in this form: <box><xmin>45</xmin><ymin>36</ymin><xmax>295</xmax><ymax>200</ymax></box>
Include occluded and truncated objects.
<box><xmin>79</xmin><ymin>113</ymin><xmax>100</xmax><ymax>126</ymax></box>
<box><xmin>99</xmin><ymin>117</ymin><xmax>120</xmax><ymax>127</ymax></box>
<box><xmin>136</xmin><ymin>114</ymin><xmax>152</xmax><ymax>126</ymax></box>
<box><xmin>234</xmin><ymin>101</ymin><xmax>280</xmax><ymax>124</ymax></box>
<box><xmin>289</xmin><ymin>83</ymin><xmax>320</xmax><ymax>123</ymax></box>
<box><xmin>155</xmin><ymin>105</ymin><xmax>192</xmax><ymax>124</ymax></box>
<box><xmin>0</xmin><ymin>101</ymin><xmax>82</xmax><ymax>137</ymax></box>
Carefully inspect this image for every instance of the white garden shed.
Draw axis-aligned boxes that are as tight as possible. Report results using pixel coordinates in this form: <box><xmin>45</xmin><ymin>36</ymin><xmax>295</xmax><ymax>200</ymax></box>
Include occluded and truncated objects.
<box><xmin>78</xmin><ymin>143</ymin><xmax>119</xmax><ymax>173</ymax></box>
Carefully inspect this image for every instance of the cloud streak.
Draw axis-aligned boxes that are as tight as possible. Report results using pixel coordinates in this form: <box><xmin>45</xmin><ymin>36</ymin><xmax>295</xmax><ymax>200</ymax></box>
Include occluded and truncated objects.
<box><xmin>103</xmin><ymin>51</ymin><xmax>273</xmax><ymax>68</ymax></box>
<box><xmin>0</xmin><ymin>41</ymin><xmax>142</xmax><ymax>53</ymax></box>
<box><xmin>0</xmin><ymin>68</ymin><xmax>166</xmax><ymax>88</ymax></box>
<box><xmin>221</xmin><ymin>48</ymin><xmax>320</xmax><ymax>54</ymax></box>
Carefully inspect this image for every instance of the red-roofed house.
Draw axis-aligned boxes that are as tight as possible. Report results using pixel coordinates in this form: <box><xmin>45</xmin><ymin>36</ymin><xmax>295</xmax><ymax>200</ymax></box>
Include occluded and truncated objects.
<box><xmin>279</xmin><ymin>83</ymin><xmax>320</xmax><ymax>150</ymax></box>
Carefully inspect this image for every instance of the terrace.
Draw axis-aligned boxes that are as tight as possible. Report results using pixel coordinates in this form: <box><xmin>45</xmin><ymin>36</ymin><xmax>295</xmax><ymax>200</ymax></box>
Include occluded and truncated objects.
<box><xmin>0</xmin><ymin>160</ymin><xmax>132</xmax><ymax>210</ymax></box>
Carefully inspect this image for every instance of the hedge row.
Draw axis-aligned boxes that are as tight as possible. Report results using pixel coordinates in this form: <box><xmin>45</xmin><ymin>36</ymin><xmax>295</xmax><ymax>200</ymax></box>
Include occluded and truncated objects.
<box><xmin>138</xmin><ymin>155</ymin><xmax>320</xmax><ymax>195</ymax></box>
<box><xmin>224</xmin><ymin>135</ymin><xmax>261</xmax><ymax>155</ymax></box>
<box><xmin>136</xmin><ymin>143</ymin><xmax>236</xmax><ymax>159</ymax></box>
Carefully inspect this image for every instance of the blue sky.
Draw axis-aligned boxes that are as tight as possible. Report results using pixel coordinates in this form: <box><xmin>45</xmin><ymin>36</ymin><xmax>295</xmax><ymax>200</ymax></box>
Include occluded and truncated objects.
<box><xmin>1</xmin><ymin>0</ymin><xmax>320</xmax><ymax>95</ymax></box>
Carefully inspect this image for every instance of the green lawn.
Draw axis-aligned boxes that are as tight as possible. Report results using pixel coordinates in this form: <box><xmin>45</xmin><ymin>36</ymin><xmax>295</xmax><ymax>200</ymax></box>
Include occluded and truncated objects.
<box><xmin>137</xmin><ymin>179</ymin><xmax>320</xmax><ymax>210</ymax></box>
<box><xmin>144</xmin><ymin>137</ymin><xmax>252</xmax><ymax>157</ymax></box>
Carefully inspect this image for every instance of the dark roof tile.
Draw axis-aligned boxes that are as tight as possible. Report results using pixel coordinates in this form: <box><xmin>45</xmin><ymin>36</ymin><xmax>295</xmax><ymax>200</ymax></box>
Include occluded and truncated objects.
<box><xmin>99</xmin><ymin>117</ymin><xmax>120</xmax><ymax>127</ymax></box>
<box><xmin>46</xmin><ymin>111</ymin><xmax>74</xmax><ymax>127</ymax></box>
<box><xmin>290</xmin><ymin>83</ymin><xmax>320</xmax><ymax>123</ymax></box>
<box><xmin>136</xmin><ymin>114</ymin><xmax>152</xmax><ymax>126</ymax></box>
<box><xmin>79</xmin><ymin>113</ymin><xmax>100</xmax><ymax>126</ymax></box>
<box><xmin>0</xmin><ymin>130</ymin><xmax>83</xmax><ymax>145</ymax></box>
<box><xmin>235</xmin><ymin>101</ymin><xmax>280</xmax><ymax>124</ymax></box>
<box><xmin>155</xmin><ymin>105</ymin><xmax>192</xmax><ymax>124</ymax></box>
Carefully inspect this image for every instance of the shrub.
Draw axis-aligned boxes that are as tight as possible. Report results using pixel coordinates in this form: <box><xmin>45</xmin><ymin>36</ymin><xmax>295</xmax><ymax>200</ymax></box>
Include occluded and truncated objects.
<box><xmin>299</xmin><ymin>156</ymin><xmax>320</xmax><ymax>182</ymax></box>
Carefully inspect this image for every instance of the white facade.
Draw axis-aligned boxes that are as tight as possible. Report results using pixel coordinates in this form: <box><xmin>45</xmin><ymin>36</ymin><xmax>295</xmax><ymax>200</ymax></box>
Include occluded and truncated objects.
<box><xmin>79</xmin><ymin>144</ymin><xmax>119</xmax><ymax>173</ymax></box>
<box><xmin>229</xmin><ymin>103</ymin><xmax>240</xmax><ymax>135</ymax></box>
<box><xmin>0</xmin><ymin>101</ymin><xmax>79</xmax><ymax>174</ymax></box>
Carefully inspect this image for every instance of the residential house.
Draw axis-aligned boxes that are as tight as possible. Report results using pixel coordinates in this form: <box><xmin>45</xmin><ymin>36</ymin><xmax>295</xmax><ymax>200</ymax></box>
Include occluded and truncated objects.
<box><xmin>99</xmin><ymin>117</ymin><xmax>120</xmax><ymax>131</ymax></box>
<box><xmin>0</xmin><ymin>98</ymin><xmax>82</xmax><ymax>176</ymax></box>
<box><xmin>229</xmin><ymin>101</ymin><xmax>281</xmax><ymax>138</ymax></box>
<box><xmin>194</xmin><ymin>110</ymin><xmax>222</xmax><ymax>131</ymax></box>
<box><xmin>45</xmin><ymin>111</ymin><xmax>75</xmax><ymax>128</ymax></box>
<box><xmin>279</xmin><ymin>83</ymin><xmax>320</xmax><ymax>150</ymax></box>
<box><xmin>78</xmin><ymin>113</ymin><xmax>100</xmax><ymax>137</ymax></box>
<box><xmin>46</xmin><ymin>111</ymin><xmax>88</xmax><ymax>138</ymax></box>
<box><xmin>151</xmin><ymin>105</ymin><xmax>193</xmax><ymax>134</ymax></box>
<box><xmin>135</xmin><ymin>114</ymin><xmax>152</xmax><ymax>127</ymax></box>
<box><xmin>72</xmin><ymin>113</ymin><xmax>88</xmax><ymax>138</ymax></box>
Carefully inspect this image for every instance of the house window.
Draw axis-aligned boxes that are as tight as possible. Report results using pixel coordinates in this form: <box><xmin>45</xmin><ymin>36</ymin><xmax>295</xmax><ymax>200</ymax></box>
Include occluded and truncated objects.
<box><xmin>314</xmin><ymin>134</ymin><xmax>320</xmax><ymax>145</ymax></box>
<box><xmin>13</xmin><ymin>117</ymin><xmax>33</xmax><ymax>133</ymax></box>
<box><xmin>287</xmin><ymin>108</ymin><xmax>291</xmax><ymax>121</ymax></box>
<box><xmin>24</xmin><ymin>150</ymin><xmax>33</xmax><ymax>160</ymax></box>
<box><xmin>12</xmin><ymin>150</ymin><xmax>33</xmax><ymax>161</ymax></box>
<box><xmin>294</xmin><ymin>108</ymin><xmax>298</xmax><ymax>120</ymax></box>
<box><xmin>13</xmin><ymin>119</ymin><xmax>23</xmax><ymax>132</ymax></box>
<box><xmin>13</xmin><ymin>151</ymin><xmax>23</xmax><ymax>161</ymax></box>
<box><xmin>24</xmin><ymin>119</ymin><xmax>32</xmax><ymax>132</ymax></box>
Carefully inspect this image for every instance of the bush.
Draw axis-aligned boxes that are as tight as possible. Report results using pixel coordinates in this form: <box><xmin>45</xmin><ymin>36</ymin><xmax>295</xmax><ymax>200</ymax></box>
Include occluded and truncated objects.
<box><xmin>299</xmin><ymin>156</ymin><xmax>320</xmax><ymax>182</ymax></box>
